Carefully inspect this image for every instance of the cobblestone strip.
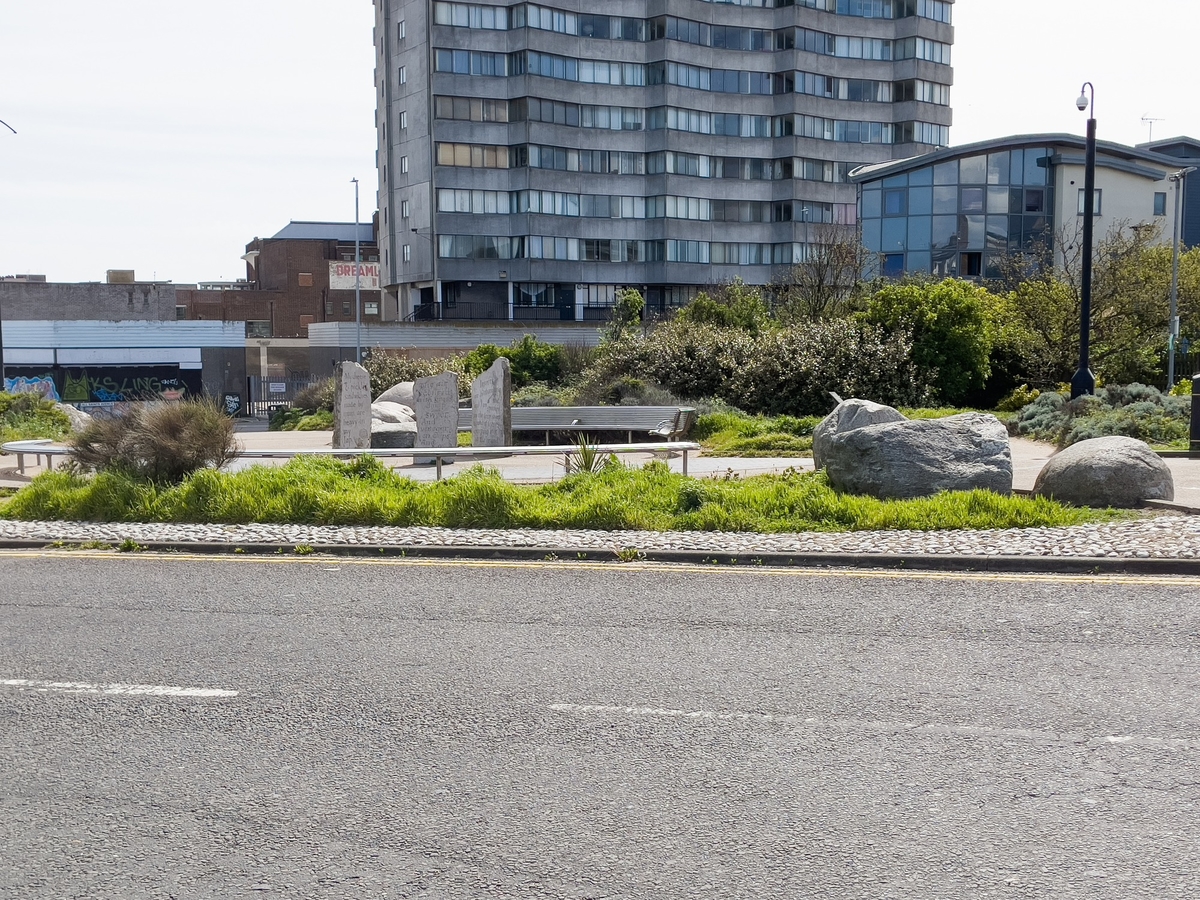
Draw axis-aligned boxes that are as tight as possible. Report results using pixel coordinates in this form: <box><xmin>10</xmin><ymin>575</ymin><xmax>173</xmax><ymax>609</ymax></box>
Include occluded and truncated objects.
<box><xmin>1</xmin><ymin>516</ymin><xmax>1198</xmax><ymax>559</ymax></box>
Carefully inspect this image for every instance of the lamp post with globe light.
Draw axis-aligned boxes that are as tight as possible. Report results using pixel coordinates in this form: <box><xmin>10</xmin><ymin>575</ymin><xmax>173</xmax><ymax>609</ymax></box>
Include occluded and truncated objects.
<box><xmin>0</xmin><ymin>117</ymin><xmax>14</xmax><ymax>387</ymax></box>
<box><xmin>1071</xmin><ymin>83</ymin><xmax>1098</xmax><ymax>399</ymax></box>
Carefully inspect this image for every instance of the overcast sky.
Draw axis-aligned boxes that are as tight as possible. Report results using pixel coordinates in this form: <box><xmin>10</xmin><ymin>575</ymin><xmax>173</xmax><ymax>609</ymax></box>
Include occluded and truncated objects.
<box><xmin>1</xmin><ymin>1</ymin><xmax>1196</xmax><ymax>284</ymax></box>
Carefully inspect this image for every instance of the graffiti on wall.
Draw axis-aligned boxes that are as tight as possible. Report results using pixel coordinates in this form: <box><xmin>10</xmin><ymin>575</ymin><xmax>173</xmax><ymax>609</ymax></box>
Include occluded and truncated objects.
<box><xmin>4</xmin><ymin>367</ymin><xmax>203</xmax><ymax>403</ymax></box>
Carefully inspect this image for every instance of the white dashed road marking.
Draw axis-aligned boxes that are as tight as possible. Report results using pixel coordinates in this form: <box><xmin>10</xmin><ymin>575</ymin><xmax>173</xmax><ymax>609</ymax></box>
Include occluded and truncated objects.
<box><xmin>1</xmin><ymin>678</ymin><xmax>238</xmax><ymax>698</ymax></box>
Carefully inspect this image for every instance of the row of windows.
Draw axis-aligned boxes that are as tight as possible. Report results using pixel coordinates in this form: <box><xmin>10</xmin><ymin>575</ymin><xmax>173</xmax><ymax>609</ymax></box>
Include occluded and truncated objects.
<box><xmin>433</xmin><ymin>2</ymin><xmax>950</xmax><ymax>42</ymax></box>
<box><xmin>433</xmin><ymin>49</ymin><xmax>952</xmax><ymax>101</ymax></box>
<box><xmin>436</xmin><ymin>188</ymin><xmax>855</xmax><ymax>223</ymax></box>
<box><xmin>436</xmin><ymin>234</ymin><xmax>812</xmax><ymax>265</ymax></box>
<box><xmin>794</xmin><ymin>29</ymin><xmax>950</xmax><ymax>63</ymax></box>
<box><xmin>867</xmin><ymin>185</ymin><xmax>1056</xmax><ymax>219</ymax></box>
<box><xmin>433</xmin><ymin>141</ymin><xmax>862</xmax><ymax>184</ymax></box>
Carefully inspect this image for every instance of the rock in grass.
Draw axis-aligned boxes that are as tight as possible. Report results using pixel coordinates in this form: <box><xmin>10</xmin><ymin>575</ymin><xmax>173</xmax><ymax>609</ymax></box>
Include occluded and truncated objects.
<box><xmin>824</xmin><ymin>413</ymin><xmax>1013</xmax><ymax>500</ymax></box>
<box><xmin>370</xmin><ymin>420</ymin><xmax>418</xmax><ymax>449</ymax></box>
<box><xmin>371</xmin><ymin>401</ymin><xmax>415</xmax><ymax>424</ymax></box>
<box><xmin>376</xmin><ymin>381</ymin><xmax>415</xmax><ymax>407</ymax></box>
<box><xmin>812</xmin><ymin>398</ymin><xmax>906</xmax><ymax>469</ymax></box>
<box><xmin>1033</xmin><ymin>435</ymin><xmax>1173</xmax><ymax>508</ymax></box>
<box><xmin>54</xmin><ymin>402</ymin><xmax>93</xmax><ymax>432</ymax></box>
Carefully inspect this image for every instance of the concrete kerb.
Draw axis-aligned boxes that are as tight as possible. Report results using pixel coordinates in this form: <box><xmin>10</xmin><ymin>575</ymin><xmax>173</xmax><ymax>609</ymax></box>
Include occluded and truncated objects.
<box><xmin>3</xmin><ymin>538</ymin><xmax>1200</xmax><ymax>576</ymax></box>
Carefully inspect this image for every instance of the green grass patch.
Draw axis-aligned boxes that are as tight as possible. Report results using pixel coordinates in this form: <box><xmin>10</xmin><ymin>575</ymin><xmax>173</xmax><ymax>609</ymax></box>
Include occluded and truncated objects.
<box><xmin>1</xmin><ymin>456</ymin><xmax>1108</xmax><ymax>533</ymax></box>
<box><xmin>0</xmin><ymin>392</ymin><xmax>70</xmax><ymax>444</ymax></box>
<box><xmin>693</xmin><ymin>412</ymin><xmax>821</xmax><ymax>457</ymax></box>
<box><xmin>270</xmin><ymin>409</ymin><xmax>334</xmax><ymax>432</ymax></box>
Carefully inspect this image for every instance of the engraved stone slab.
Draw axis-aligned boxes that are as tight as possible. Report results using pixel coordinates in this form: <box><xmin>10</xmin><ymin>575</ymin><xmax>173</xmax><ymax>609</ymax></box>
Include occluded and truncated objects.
<box><xmin>413</xmin><ymin>371</ymin><xmax>460</xmax><ymax>455</ymax></box>
<box><xmin>471</xmin><ymin>357</ymin><xmax>512</xmax><ymax>447</ymax></box>
<box><xmin>332</xmin><ymin>362</ymin><xmax>372</xmax><ymax>450</ymax></box>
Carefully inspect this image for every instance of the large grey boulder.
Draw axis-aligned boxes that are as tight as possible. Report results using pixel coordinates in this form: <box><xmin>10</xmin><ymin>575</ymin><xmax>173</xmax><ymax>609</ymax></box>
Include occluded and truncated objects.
<box><xmin>54</xmin><ymin>403</ymin><xmax>93</xmax><ymax>432</ymax></box>
<box><xmin>812</xmin><ymin>399</ymin><xmax>907</xmax><ymax>469</ymax></box>
<box><xmin>823</xmin><ymin>413</ymin><xmax>1013</xmax><ymax>500</ymax></box>
<box><xmin>1033</xmin><ymin>436</ymin><xmax>1173</xmax><ymax>508</ymax></box>
<box><xmin>370</xmin><ymin>419</ymin><xmax>418</xmax><ymax>449</ymax></box>
<box><xmin>370</xmin><ymin>401</ymin><xmax>415</xmax><ymax>424</ymax></box>
<box><xmin>376</xmin><ymin>381</ymin><xmax>415</xmax><ymax>407</ymax></box>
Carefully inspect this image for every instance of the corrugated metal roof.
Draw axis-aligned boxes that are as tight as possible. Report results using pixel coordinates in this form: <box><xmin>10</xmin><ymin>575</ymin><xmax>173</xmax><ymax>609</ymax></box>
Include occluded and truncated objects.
<box><xmin>2</xmin><ymin>320</ymin><xmax>246</xmax><ymax>349</ymax></box>
<box><xmin>307</xmin><ymin>322</ymin><xmax>604</xmax><ymax>349</ymax></box>
<box><xmin>270</xmin><ymin>221</ymin><xmax>375</xmax><ymax>243</ymax></box>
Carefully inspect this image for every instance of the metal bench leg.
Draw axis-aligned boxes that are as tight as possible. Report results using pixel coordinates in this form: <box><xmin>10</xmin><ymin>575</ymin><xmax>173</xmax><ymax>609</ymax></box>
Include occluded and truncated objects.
<box><xmin>45</xmin><ymin>454</ymin><xmax>54</xmax><ymax>471</ymax></box>
<box><xmin>682</xmin><ymin>449</ymin><xmax>689</xmax><ymax>476</ymax></box>
<box><xmin>16</xmin><ymin>453</ymin><xmax>26</xmax><ymax>475</ymax></box>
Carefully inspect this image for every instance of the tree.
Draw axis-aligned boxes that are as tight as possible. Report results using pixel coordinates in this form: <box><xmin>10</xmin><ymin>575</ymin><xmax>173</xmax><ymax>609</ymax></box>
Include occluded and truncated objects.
<box><xmin>604</xmin><ymin>288</ymin><xmax>645</xmax><ymax>342</ymax></box>
<box><xmin>861</xmin><ymin>278</ymin><xmax>996</xmax><ymax>406</ymax></box>
<box><xmin>770</xmin><ymin>224</ymin><xmax>876</xmax><ymax>322</ymax></box>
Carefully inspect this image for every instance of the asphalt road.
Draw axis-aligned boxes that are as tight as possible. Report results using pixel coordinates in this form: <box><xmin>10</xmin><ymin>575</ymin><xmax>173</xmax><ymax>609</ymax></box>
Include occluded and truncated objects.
<box><xmin>1</xmin><ymin>553</ymin><xmax>1198</xmax><ymax>899</ymax></box>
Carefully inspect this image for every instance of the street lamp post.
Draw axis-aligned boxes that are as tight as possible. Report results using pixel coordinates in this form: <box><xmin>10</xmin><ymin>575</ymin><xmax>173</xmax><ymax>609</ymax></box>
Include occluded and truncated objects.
<box><xmin>351</xmin><ymin>177</ymin><xmax>362</xmax><ymax>364</ymax></box>
<box><xmin>1167</xmin><ymin>166</ymin><xmax>1197</xmax><ymax>391</ymax></box>
<box><xmin>0</xmin><ymin>119</ymin><xmax>13</xmax><ymax>386</ymax></box>
<box><xmin>1071</xmin><ymin>82</ymin><xmax>1098</xmax><ymax>399</ymax></box>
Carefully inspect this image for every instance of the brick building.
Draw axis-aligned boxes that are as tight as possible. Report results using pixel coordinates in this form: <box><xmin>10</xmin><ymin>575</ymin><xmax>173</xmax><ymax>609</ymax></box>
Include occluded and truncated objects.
<box><xmin>176</xmin><ymin>221</ymin><xmax>384</xmax><ymax>338</ymax></box>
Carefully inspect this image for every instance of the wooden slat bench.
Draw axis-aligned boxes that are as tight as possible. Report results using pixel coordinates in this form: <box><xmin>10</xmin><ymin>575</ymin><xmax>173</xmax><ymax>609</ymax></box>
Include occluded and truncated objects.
<box><xmin>457</xmin><ymin>406</ymin><xmax>697</xmax><ymax>444</ymax></box>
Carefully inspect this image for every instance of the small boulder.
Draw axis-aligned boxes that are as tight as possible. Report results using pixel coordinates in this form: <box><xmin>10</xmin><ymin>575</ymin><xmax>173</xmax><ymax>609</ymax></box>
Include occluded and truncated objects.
<box><xmin>812</xmin><ymin>399</ymin><xmax>907</xmax><ymax>469</ymax></box>
<box><xmin>370</xmin><ymin>419</ymin><xmax>418</xmax><ymax>449</ymax></box>
<box><xmin>376</xmin><ymin>381</ymin><xmax>415</xmax><ymax>407</ymax></box>
<box><xmin>824</xmin><ymin>413</ymin><xmax>1012</xmax><ymax>500</ymax></box>
<box><xmin>54</xmin><ymin>403</ymin><xmax>94</xmax><ymax>432</ymax></box>
<box><xmin>371</xmin><ymin>401</ymin><xmax>415</xmax><ymax>424</ymax></box>
<box><xmin>1033</xmin><ymin>436</ymin><xmax>1173</xmax><ymax>508</ymax></box>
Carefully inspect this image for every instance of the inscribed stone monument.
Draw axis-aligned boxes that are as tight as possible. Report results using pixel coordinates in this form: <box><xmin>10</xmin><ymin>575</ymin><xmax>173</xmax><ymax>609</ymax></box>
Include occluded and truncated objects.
<box><xmin>413</xmin><ymin>371</ymin><xmax>460</xmax><ymax>457</ymax></box>
<box><xmin>332</xmin><ymin>362</ymin><xmax>372</xmax><ymax>450</ymax></box>
<box><xmin>471</xmin><ymin>357</ymin><xmax>512</xmax><ymax>447</ymax></box>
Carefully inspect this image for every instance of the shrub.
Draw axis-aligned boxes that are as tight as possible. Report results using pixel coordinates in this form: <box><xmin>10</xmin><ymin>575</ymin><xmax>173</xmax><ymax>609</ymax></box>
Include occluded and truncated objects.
<box><xmin>1014</xmin><ymin>383</ymin><xmax>1190</xmax><ymax>447</ymax></box>
<box><xmin>292</xmin><ymin>377</ymin><xmax>335</xmax><ymax>413</ymax></box>
<box><xmin>463</xmin><ymin>334</ymin><xmax>563</xmax><ymax>388</ymax></box>
<box><xmin>361</xmin><ymin>351</ymin><xmax>466</xmax><ymax>399</ymax></box>
<box><xmin>0</xmin><ymin>392</ymin><xmax>71</xmax><ymax>443</ymax></box>
<box><xmin>68</xmin><ymin>398</ymin><xmax>237</xmax><ymax>484</ymax></box>
<box><xmin>996</xmin><ymin>384</ymin><xmax>1041</xmax><ymax>413</ymax></box>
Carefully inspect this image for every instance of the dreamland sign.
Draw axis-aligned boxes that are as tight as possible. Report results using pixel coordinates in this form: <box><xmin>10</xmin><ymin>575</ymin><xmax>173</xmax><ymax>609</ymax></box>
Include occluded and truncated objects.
<box><xmin>328</xmin><ymin>261</ymin><xmax>381</xmax><ymax>291</ymax></box>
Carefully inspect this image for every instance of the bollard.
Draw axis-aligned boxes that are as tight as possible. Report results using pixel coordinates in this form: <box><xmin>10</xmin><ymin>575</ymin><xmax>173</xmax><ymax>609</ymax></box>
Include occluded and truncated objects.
<box><xmin>1192</xmin><ymin>375</ymin><xmax>1200</xmax><ymax>454</ymax></box>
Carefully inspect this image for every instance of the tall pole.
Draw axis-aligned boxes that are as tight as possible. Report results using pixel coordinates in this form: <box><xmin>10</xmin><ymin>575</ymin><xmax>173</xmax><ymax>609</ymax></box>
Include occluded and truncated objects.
<box><xmin>1071</xmin><ymin>83</ymin><xmax>1097</xmax><ymax>399</ymax></box>
<box><xmin>1168</xmin><ymin>167</ymin><xmax>1196</xmax><ymax>391</ymax></box>
<box><xmin>352</xmin><ymin>177</ymin><xmax>361</xmax><ymax>364</ymax></box>
<box><xmin>0</xmin><ymin>119</ymin><xmax>14</xmax><ymax>387</ymax></box>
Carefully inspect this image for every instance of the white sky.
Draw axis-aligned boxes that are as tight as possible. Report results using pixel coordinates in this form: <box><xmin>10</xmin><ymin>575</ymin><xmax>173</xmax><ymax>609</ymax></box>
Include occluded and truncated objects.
<box><xmin>1</xmin><ymin>1</ymin><xmax>1196</xmax><ymax>284</ymax></box>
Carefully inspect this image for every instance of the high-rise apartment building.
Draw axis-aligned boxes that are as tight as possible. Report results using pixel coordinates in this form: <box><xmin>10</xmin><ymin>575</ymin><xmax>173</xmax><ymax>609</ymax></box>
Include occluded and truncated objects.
<box><xmin>374</xmin><ymin>0</ymin><xmax>953</xmax><ymax>322</ymax></box>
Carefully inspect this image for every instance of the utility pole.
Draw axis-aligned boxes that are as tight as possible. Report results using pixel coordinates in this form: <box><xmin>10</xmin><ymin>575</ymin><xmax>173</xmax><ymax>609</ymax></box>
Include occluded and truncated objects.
<box><xmin>352</xmin><ymin>177</ymin><xmax>361</xmax><ymax>364</ymax></box>
<box><xmin>0</xmin><ymin>118</ymin><xmax>15</xmax><ymax>386</ymax></box>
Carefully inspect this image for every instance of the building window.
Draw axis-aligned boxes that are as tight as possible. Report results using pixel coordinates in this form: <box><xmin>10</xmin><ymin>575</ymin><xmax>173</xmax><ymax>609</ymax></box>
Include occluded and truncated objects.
<box><xmin>245</xmin><ymin>321</ymin><xmax>271</xmax><ymax>338</ymax></box>
<box><xmin>325</xmin><ymin>300</ymin><xmax>333</xmax><ymax>315</ymax></box>
<box><xmin>400</xmin><ymin>155</ymin><xmax>409</xmax><ymax>173</ymax></box>
<box><xmin>960</xmin><ymin>252</ymin><xmax>982</xmax><ymax>277</ymax></box>
<box><xmin>1024</xmin><ymin>189</ymin><xmax>1044</xmax><ymax>214</ymax></box>
<box><xmin>1154</xmin><ymin>192</ymin><xmax>1167</xmax><ymax>216</ymax></box>
<box><xmin>365</xmin><ymin>301</ymin><xmax>380</xmax><ymax>316</ymax></box>
<box><xmin>400</xmin><ymin>110</ymin><xmax>408</xmax><ymax>129</ymax></box>
<box><xmin>398</xmin><ymin>20</ymin><xmax>405</xmax><ymax>41</ymax></box>
<box><xmin>398</xmin><ymin>65</ymin><xmax>406</xmax><ymax>85</ymax></box>
<box><xmin>401</xmin><ymin>199</ymin><xmax>410</xmax><ymax>218</ymax></box>
<box><xmin>883</xmin><ymin>189</ymin><xmax>906</xmax><ymax>216</ymax></box>
<box><xmin>175</xmin><ymin>305</ymin><xmax>187</xmax><ymax>320</ymax></box>
<box><xmin>342</xmin><ymin>301</ymin><xmax>351</xmax><ymax>316</ymax></box>
<box><xmin>298</xmin><ymin>272</ymin><xmax>314</xmax><ymax>287</ymax></box>
<box><xmin>882</xmin><ymin>253</ymin><xmax>905</xmax><ymax>278</ymax></box>
<box><xmin>403</xmin><ymin>244</ymin><xmax>411</xmax><ymax>262</ymax></box>
<box><xmin>1078</xmin><ymin>188</ymin><xmax>1102</xmax><ymax>215</ymax></box>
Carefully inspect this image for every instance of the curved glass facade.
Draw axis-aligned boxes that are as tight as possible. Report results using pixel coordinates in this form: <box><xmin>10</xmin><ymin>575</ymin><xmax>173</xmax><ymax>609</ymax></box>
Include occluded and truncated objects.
<box><xmin>377</xmin><ymin>0</ymin><xmax>954</xmax><ymax>318</ymax></box>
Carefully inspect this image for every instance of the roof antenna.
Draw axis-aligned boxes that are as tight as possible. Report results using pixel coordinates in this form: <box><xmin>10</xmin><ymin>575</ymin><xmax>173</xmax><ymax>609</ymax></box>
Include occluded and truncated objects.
<box><xmin>1142</xmin><ymin>116</ymin><xmax>1165</xmax><ymax>143</ymax></box>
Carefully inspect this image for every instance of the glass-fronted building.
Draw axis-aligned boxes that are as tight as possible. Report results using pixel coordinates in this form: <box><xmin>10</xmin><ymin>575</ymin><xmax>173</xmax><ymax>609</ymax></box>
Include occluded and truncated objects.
<box><xmin>375</xmin><ymin>0</ymin><xmax>956</xmax><ymax>322</ymax></box>
<box><xmin>851</xmin><ymin>135</ymin><xmax>1188</xmax><ymax>279</ymax></box>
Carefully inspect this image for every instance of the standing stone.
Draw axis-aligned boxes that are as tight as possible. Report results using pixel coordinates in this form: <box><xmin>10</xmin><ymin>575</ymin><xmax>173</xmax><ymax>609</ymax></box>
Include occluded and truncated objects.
<box><xmin>471</xmin><ymin>358</ymin><xmax>512</xmax><ymax>447</ymax></box>
<box><xmin>413</xmin><ymin>371</ymin><xmax>460</xmax><ymax>452</ymax></box>
<box><xmin>332</xmin><ymin>362</ymin><xmax>372</xmax><ymax>450</ymax></box>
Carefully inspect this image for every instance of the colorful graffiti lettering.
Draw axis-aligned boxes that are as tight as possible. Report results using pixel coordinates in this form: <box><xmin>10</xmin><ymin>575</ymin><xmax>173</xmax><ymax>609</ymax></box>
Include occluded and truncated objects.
<box><xmin>3</xmin><ymin>375</ymin><xmax>61</xmax><ymax>402</ymax></box>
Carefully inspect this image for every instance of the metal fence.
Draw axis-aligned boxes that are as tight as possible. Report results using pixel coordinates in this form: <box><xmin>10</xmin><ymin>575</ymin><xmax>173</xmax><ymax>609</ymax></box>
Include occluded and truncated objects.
<box><xmin>245</xmin><ymin>375</ymin><xmax>322</xmax><ymax>418</ymax></box>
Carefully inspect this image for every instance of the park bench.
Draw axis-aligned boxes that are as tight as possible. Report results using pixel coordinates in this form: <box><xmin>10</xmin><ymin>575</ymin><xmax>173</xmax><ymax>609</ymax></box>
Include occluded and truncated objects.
<box><xmin>2</xmin><ymin>438</ymin><xmax>701</xmax><ymax>481</ymax></box>
<box><xmin>456</xmin><ymin>406</ymin><xmax>697</xmax><ymax>444</ymax></box>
